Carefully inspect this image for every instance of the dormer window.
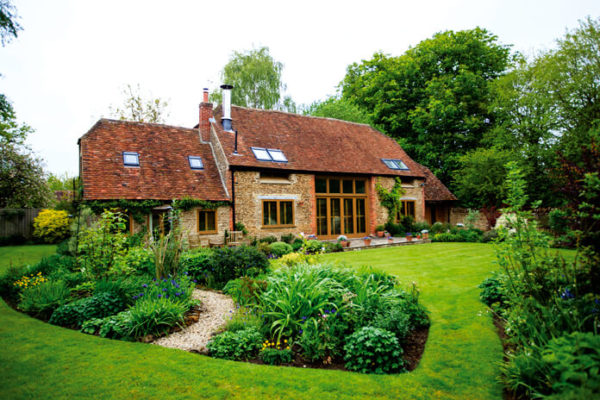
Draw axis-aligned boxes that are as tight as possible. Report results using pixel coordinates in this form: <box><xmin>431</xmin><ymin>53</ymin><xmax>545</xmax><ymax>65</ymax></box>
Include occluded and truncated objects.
<box><xmin>251</xmin><ymin>147</ymin><xmax>288</xmax><ymax>163</ymax></box>
<box><xmin>188</xmin><ymin>156</ymin><xmax>204</xmax><ymax>170</ymax></box>
<box><xmin>123</xmin><ymin>152</ymin><xmax>140</xmax><ymax>167</ymax></box>
<box><xmin>382</xmin><ymin>159</ymin><xmax>408</xmax><ymax>170</ymax></box>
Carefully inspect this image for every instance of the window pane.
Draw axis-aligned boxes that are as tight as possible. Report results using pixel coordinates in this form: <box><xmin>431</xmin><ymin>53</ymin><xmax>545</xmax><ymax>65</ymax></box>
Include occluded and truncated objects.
<box><xmin>343</xmin><ymin>198</ymin><xmax>354</xmax><ymax>234</ymax></box>
<box><xmin>263</xmin><ymin>202</ymin><xmax>270</xmax><ymax>225</ymax></box>
<box><xmin>383</xmin><ymin>159</ymin><xmax>397</xmax><ymax>169</ymax></box>
<box><xmin>329</xmin><ymin>179</ymin><xmax>340</xmax><ymax>193</ymax></box>
<box><xmin>330</xmin><ymin>198</ymin><xmax>341</xmax><ymax>235</ymax></box>
<box><xmin>280</xmin><ymin>201</ymin><xmax>293</xmax><ymax>225</ymax></box>
<box><xmin>407</xmin><ymin>201</ymin><xmax>415</xmax><ymax>218</ymax></box>
<box><xmin>315</xmin><ymin>178</ymin><xmax>327</xmax><ymax>193</ymax></box>
<box><xmin>188</xmin><ymin>156</ymin><xmax>204</xmax><ymax>169</ymax></box>
<box><xmin>206</xmin><ymin>211</ymin><xmax>216</xmax><ymax>231</ymax></box>
<box><xmin>356</xmin><ymin>199</ymin><xmax>366</xmax><ymax>233</ymax></box>
<box><xmin>268</xmin><ymin>149</ymin><xmax>287</xmax><ymax>162</ymax></box>
<box><xmin>199</xmin><ymin>211</ymin><xmax>206</xmax><ymax>231</ymax></box>
<box><xmin>317</xmin><ymin>198</ymin><xmax>327</xmax><ymax>236</ymax></box>
<box><xmin>394</xmin><ymin>160</ymin><xmax>408</xmax><ymax>170</ymax></box>
<box><xmin>355</xmin><ymin>180</ymin><xmax>366</xmax><ymax>194</ymax></box>
<box><xmin>252</xmin><ymin>147</ymin><xmax>272</xmax><ymax>161</ymax></box>
<box><xmin>123</xmin><ymin>152</ymin><xmax>139</xmax><ymax>166</ymax></box>
<box><xmin>342</xmin><ymin>180</ymin><xmax>353</xmax><ymax>194</ymax></box>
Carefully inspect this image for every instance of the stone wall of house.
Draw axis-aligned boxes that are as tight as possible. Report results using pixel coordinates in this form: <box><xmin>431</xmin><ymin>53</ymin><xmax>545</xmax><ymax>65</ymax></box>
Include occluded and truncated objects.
<box><xmin>449</xmin><ymin>207</ymin><xmax>490</xmax><ymax>231</ymax></box>
<box><xmin>130</xmin><ymin>206</ymin><xmax>231</xmax><ymax>247</ymax></box>
<box><xmin>234</xmin><ymin>171</ymin><xmax>314</xmax><ymax>239</ymax></box>
<box><xmin>372</xmin><ymin>176</ymin><xmax>426</xmax><ymax>229</ymax></box>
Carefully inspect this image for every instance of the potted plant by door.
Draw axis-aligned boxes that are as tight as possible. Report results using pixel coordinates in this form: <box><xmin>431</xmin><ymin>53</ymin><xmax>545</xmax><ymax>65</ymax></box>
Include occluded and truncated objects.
<box><xmin>363</xmin><ymin>236</ymin><xmax>372</xmax><ymax>246</ymax></box>
<box><xmin>375</xmin><ymin>225</ymin><xmax>386</xmax><ymax>237</ymax></box>
<box><xmin>422</xmin><ymin>229</ymin><xmax>429</xmax><ymax>239</ymax></box>
<box><xmin>388</xmin><ymin>236</ymin><xmax>394</xmax><ymax>244</ymax></box>
<box><xmin>405</xmin><ymin>232</ymin><xmax>413</xmax><ymax>242</ymax></box>
<box><xmin>337</xmin><ymin>235</ymin><xmax>350</xmax><ymax>247</ymax></box>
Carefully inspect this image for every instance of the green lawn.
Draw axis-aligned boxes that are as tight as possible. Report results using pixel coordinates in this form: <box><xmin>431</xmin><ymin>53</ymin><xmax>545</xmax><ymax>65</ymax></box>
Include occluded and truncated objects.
<box><xmin>0</xmin><ymin>244</ymin><xmax>57</xmax><ymax>274</ymax></box>
<box><xmin>0</xmin><ymin>243</ymin><xmax>504</xmax><ymax>399</ymax></box>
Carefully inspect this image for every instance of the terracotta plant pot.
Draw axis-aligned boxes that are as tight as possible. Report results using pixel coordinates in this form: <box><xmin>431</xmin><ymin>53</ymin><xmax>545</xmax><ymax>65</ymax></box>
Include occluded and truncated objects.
<box><xmin>406</xmin><ymin>235</ymin><xmax>412</xmax><ymax>242</ymax></box>
<box><xmin>376</xmin><ymin>231</ymin><xmax>384</xmax><ymax>237</ymax></box>
<box><xmin>364</xmin><ymin>239</ymin><xmax>372</xmax><ymax>246</ymax></box>
<box><xmin>388</xmin><ymin>238</ymin><xmax>394</xmax><ymax>244</ymax></box>
<box><xmin>423</xmin><ymin>233</ymin><xmax>429</xmax><ymax>239</ymax></box>
<box><xmin>342</xmin><ymin>240</ymin><xmax>350</xmax><ymax>247</ymax></box>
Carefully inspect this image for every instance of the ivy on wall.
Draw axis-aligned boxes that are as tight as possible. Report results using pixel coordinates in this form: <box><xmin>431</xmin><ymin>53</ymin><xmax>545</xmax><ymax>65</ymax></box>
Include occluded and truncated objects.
<box><xmin>85</xmin><ymin>198</ymin><xmax>231</xmax><ymax>223</ymax></box>
<box><xmin>375</xmin><ymin>177</ymin><xmax>405</xmax><ymax>222</ymax></box>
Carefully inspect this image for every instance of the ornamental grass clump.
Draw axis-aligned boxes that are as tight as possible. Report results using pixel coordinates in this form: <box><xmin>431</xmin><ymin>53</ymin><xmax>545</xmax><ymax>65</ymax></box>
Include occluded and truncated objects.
<box><xmin>127</xmin><ymin>297</ymin><xmax>188</xmax><ymax>338</ymax></box>
<box><xmin>18</xmin><ymin>280</ymin><xmax>70</xmax><ymax>320</ymax></box>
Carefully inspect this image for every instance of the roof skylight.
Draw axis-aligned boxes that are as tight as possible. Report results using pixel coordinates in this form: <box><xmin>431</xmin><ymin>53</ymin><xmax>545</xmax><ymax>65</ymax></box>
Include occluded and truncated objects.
<box><xmin>382</xmin><ymin>159</ymin><xmax>409</xmax><ymax>170</ymax></box>
<box><xmin>251</xmin><ymin>147</ymin><xmax>288</xmax><ymax>163</ymax></box>
<box><xmin>188</xmin><ymin>156</ymin><xmax>204</xmax><ymax>170</ymax></box>
<box><xmin>123</xmin><ymin>152</ymin><xmax>140</xmax><ymax>167</ymax></box>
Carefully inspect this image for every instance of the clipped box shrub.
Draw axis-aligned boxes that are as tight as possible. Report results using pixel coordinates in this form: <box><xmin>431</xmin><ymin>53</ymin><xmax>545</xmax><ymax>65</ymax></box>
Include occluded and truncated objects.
<box><xmin>268</xmin><ymin>242</ymin><xmax>293</xmax><ymax>258</ymax></box>
<box><xmin>32</xmin><ymin>209</ymin><xmax>71</xmax><ymax>244</ymax></box>
<box><xmin>343</xmin><ymin>326</ymin><xmax>405</xmax><ymax>374</ymax></box>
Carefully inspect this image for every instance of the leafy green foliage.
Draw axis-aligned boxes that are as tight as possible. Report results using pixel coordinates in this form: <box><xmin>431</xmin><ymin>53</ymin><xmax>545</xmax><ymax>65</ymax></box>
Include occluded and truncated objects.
<box><xmin>268</xmin><ymin>242</ymin><xmax>293</xmax><ymax>258</ymax></box>
<box><xmin>207</xmin><ymin>327</ymin><xmax>264</xmax><ymax>361</ymax></box>
<box><xmin>341</xmin><ymin>28</ymin><xmax>510</xmax><ymax>189</ymax></box>
<box><xmin>18</xmin><ymin>280</ymin><xmax>70</xmax><ymax>320</ymax></box>
<box><xmin>111</xmin><ymin>246</ymin><xmax>154</xmax><ymax>276</ymax></box>
<box><xmin>150</xmin><ymin>213</ymin><xmax>185</xmax><ymax>279</ymax></box>
<box><xmin>344</xmin><ymin>326</ymin><xmax>404</xmax><ymax>374</ymax></box>
<box><xmin>222</xmin><ymin>306</ymin><xmax>263</xmax><ymax>333</ymax></box>
<box><xmin>431</xmin><ymin>229</ymin><xmax>482</xmax><ymax>243</ymax></box>
<box><xmin>127</xmin><ymin>297</ymin><xmax>188</xmax><ymax>338</ymax></box>
<box><xmin>478</xmin><ymin>273</ymin><xmax>507</xmax><ymax>308</ymax></box>
<box><xmin>171</xmin><ymin>198</ymin><xmax>229</xmax><ymax>212</ymax></box>
<box><xmin>80</xmin><ymin>310</ymin><xmax>133</xmax><ymax>340</ymax></box>
<box><xmin>260</xmin><ymin>347</ymin><xmax>293</xmax><ymax>365</ymax></box>
<box><xmin>136</xmin><ymin>274</ymin><xmax>194</xmax><ymax>305</ymax></box>
<box><xmin>85</xmin><ymin>199</ymin><xmax>163</xmax><ymax>223</ymax></box>
<box><xmin>222</xmin><ymin>276</ymin><xmax>267</xmax><ymax>307</ymax></box>
<box><xmin>49</xmin><ymin>292</ymin><xmax>127</xmax><ymax>328</ymax></box>
<box><xmin>303</xmin><ymin>96</ymin><xmax>371</xmax><ymax>124</ymax></box>
<box><xmin>375</xmin><ymin>178</ymin><xmax>405</xmax><ymax>222</ymax></box>
<box><xmin>210</xmin><ymin>46</ymin><xmax>295</xmax><ymax>112</ymax></box>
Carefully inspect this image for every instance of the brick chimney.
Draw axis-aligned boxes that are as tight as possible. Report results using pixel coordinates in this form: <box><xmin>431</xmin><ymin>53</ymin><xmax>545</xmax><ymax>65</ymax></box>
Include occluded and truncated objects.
<box><xmin>199</xmin><ymin>88</ymin><xmax>212</xmax><ymax>143</ymax></box>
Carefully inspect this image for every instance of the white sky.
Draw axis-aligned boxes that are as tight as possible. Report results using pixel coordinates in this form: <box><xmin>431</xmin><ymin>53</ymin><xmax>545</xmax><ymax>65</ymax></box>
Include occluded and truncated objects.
<box><xmin>1</xmin><ymin>0</ymin><xmax>599</xmax><ymax>176</ymax></box>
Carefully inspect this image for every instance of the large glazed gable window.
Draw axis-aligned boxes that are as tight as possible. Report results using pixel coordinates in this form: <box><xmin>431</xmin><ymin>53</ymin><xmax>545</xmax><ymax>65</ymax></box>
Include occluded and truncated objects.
<box><xmin>198</xmin><ymin>209</ymin><xmax>217</xmax><ymax>233</ymax></box>
<box><xmin>262</xmin><ymin>200</ymin><xmax>294</xmax><ymax>227</ymax></box>
<box><xmin>315</xmin><ymin>177</ymin><xmax>368</xmax><ymax>238</ymax></box>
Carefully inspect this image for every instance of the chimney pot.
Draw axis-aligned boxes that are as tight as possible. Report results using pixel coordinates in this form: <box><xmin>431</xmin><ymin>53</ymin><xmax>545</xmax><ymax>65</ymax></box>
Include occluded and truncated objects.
<box><xmin>220</xmin><ymin>84</ymin><xmax>233</xmax><ymax>132</ymax></box>
<box><xmin>203</xmin><ymin>88</ymin><xmax>209</xmax><ymax>103</ymax></box>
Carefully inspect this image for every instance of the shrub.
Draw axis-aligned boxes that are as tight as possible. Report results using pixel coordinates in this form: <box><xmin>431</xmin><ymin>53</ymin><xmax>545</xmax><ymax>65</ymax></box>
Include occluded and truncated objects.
<box><xmin>481</xmin><ymin>229</ymin><xmax>499</xmax><ymax>243</ymax></box>
<box><xmin>478</xmin><ymin>273</ymin><xmax>508</xmax><ymax>308</ymax></box>
<box><xmin>343</xmin><ymin>326</ymin><xmax>405</xmax><ymax>374</ymax></box>
<box><xmin>127</xmin><ymin>297</ymin><xmax>188</xmax><ymax>337</ymax></box>
<box><xmin>259</xmin><ymin>235</ymin><xmax>278</xmax><ymax>244</ymax></box>
<box><xmin>111</xmin><ymin>247</ymin><xmax>154</xmax><ymax>276</ymax></box>
<box><xmin>31</xmin><ymin>254</ymin><xmax>77</xmax><ymax>277</ymax></box>
<box><xmin>303</xmin><ymin>239</ymin><xmax>323</xmax><ymax>254</ymax></box>
<box><xmin>372</xmin><ymin>307</ymin><xmax>411</xmax><ymax>342</ymax></box>
<box><xmin>207</xmin><ymin>327</ymin><xmax>263</xmax><ymax>361</ymax></box>
<box><xmin>298</xmin><ymin>309</ymin><xmax>349</xmax><ymax>362</ymax></box>
<box><xmin>206</xmin><ymin>246</ymin><xmax>269</xmax><ymax>289</ymax></box>
<box><xmin>322</xmin><ymin>241</ymin><xmax>343</xmax><ymax>253</ymax></box>
<box><xmin>234</xmin><ymin>222</ymin><xmax>248</xmax><ymax>235</ymax></box>
<box><xmin>81</xmin><ymin>310</ymin><xmax>133</xmax><ymax>340</ymax></box>
<box><xmin>179</xmin><ymin>248</ymin><xmax>213</xmax><ymax>281</ymax></box>
<box><xmin>260</xmin><ymin>347</ymin><xmax>293</xmax><ymax>365</ymax></box>
<box><xmin>56</xmin><ymin>239</ymin><xmax>73</xmax><ymax>256</ymax></box>
<box><xmin>412</xmin><ymin>221</ymin><xmax>430</xmax><ymax>233</ymax></box>
<box><xmin>18</xmin><ymin>280</ymin><xmax>70</xmax><ymax>320</ymax></box>
<box><xmin>136</xmin><ymin>274</ymin><xmax>194</xmax><ymax>305</ymax></box>
<box><xmin>274</xmin><ymin>252</ymin><xmax>317</xmax><ymax>268</ymax></box>
<box><xmin>32</xmin><ymin>209</ymin><xmax>71</xmax><ymax>244</ymax></box>
<box><xmin>548</xmin><ymin>208</ymin><xmax>570</xmax><ymax>236</ymax></box>
<box><xmin>222</xmin><ymin>277</ymin><xmax>267</xmax><ymax>307</ymax></box>
<box><xmin>0</xmin><ymin>264</ymin><xmax>30</xmax><ymax>303</ymax></box>
<box><xmin>49</xmin><ymin>291</ymin><xmax>127</xmax><ymax>328</ymax></box>
<box><xmin>268</xmin><ymin>242</ymin><xmax>293</xmax><ymax>258</ymax></box>
<box><xmin>430</xmin><ymin>222</ymin><xmax>450</xmax><ymax>234</ymax></box>
<box><xmin>384</xmin><ymin>222</ymin><xmax>404</xmax><ymax>236</ymax></box>
<box><xmin>222</xmin><ymin>306</ymin><xmax>263</xmax><ymax>333</ymax></box>
<box><xmin>431</xmin><ymin>232</ymin><xmax>461</xmax><ymax>242</ymax></box>
<box><xmin>280</xmin><ymin>233</ymin><xmax>295</xmax><ymax>244</ymax></box>
<box><xmin>291</xmin><ymin>238</ymin><xmax>304</xmax><ymax>251</ymax></box>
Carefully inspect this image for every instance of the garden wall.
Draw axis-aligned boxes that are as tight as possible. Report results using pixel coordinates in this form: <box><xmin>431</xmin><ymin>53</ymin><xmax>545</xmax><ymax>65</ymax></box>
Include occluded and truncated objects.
<box><xmin>449</xmin><ymin>208</ymin><xmax>490</xmax><ymax>231</ymax></box>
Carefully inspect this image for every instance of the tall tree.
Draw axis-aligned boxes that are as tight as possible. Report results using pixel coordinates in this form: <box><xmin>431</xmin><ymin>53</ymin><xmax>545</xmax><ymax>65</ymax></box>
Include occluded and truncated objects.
<box><xmin>211</xmin><ymin>46</ymin><xmax>296</xmax><ymax>112</ymax></box>
<box><xmin>303</xmin><ymin>96</ymin><xmax>371</xmax><ymax>125</ymax></box>
<box><xmin>341</xmin><ymin>28</ymin><xmax>511</xmax><ymax>190</ymax></box>
<box><xmin>109</xmin><ymin>84</ymin><xmax>169</xmax><ymax>123</ymax></box>
<box><xmin>0</xmin><ymin>99</ymin><xmax>51</xmax><ymax>208</ymax></box>
<box><xmin>0</xmin><ymin>0</ymin><xmax>21</xmax><ymax>46</ymax></box>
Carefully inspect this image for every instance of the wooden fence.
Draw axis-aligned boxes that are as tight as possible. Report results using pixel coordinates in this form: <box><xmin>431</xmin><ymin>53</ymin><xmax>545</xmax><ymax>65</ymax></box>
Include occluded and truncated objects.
<box><xmin>0</xmin><ymin>208</ymin><xmax>42</xmax><ymax>239</ymax></box>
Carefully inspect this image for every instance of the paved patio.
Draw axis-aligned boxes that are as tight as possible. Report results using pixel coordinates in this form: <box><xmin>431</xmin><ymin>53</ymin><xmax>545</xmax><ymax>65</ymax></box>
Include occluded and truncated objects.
<box><xmin>340</xmin><ymin>236</ymin><xmax>431</xmax><ymax>251</ymax></box>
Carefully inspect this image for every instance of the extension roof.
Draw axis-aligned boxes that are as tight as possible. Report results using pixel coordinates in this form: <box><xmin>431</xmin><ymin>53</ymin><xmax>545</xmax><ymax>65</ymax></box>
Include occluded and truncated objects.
<box><xmin>79</xmin><ymin>119</ymin><xmax>228</xmax><ymax>201</ymax></box>
<box><xmin>212</xmin><ymin>106</ymin><xmax>426</xmax><ymax>178</ymax></box>
<box><xmin>420</xmin><ymin>166</ymin><xmax>457</xmax><ymax>202</ymax></box>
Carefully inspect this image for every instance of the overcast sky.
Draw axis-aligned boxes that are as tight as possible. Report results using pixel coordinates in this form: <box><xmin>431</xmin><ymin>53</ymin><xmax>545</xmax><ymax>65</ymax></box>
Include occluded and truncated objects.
<box><xmin>1</xmin><ymin>0</ymin><xmax>599</xmax><ymax>176</ymax></box>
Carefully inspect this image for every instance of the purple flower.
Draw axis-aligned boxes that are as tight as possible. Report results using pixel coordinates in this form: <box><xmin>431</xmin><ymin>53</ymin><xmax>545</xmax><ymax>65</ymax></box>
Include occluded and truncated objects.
<box><xmin>153</xmin><ymin>278</ymin><xmax>157</xmax><ymax>282</ymax></box>
<box><xmin>162</xmin><ymin>288</ymin><xmax>167</xmax><ymax>292</ymax></box>
<box><xmin>561</xmin><ymin>288</ymin><xmax>575</xmax><ymax>299</ymax></box>
<box><xmin>139</xmin><ymin>293</ymin><xmax>144</xmax><ymax>297</ymax></box>
<box><xmin>184</xmin><ymin>271</ymin><xmax>188</xmax><ymax>276</ymax></box>
<box><xmin>142</xmin><ymin>284</ymin><xmax>148</xmax><ymax>288</ymax></box>
<box><xmin>175</xmin><ymin>292</ymin><xmax>180</xmax><ymax>296</ymax></box>
<box><xmin>299</xmin><ymin>329</ymin><xmax>303</xmax><ymax>334</ymax></box>
<box><xmin>158</xmin><ymin>294</ymin><xmax>162</xmax><ymax>298</ymax></box>
<box><xmin>133</xmin><ymin>295</ymin><xmax>138</xmax><ymax>300</ymax></box>
<box><xmin>193</xmin><ymin>279</ymin><xmax>197</xmax><ymax>283</ymax></box>
<box><xmin>155</xmin><ymin>282</ymin><xmax>159</xmax><ymax>286</ymax></box>
<box><xmin>165</xmin><ymin>294</ymin><xmax>169</xmax><ymax>298</ymax></box>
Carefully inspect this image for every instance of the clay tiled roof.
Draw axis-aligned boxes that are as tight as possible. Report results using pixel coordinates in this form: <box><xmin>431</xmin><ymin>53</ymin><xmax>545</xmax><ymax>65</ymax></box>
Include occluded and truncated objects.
<box><xmin>213</xmin><ymin>106</ymin><xmax>425</xmax><ymax>178</ymax></box>
<box><xmin>79</xmin><ymin>119</ymin><xmax>228</xmax><ymax>201</ymax></box>
<box><xmin>420</xmin><ymin>166</ymin><xmax>457</xmax><ymax>202</ymax></box>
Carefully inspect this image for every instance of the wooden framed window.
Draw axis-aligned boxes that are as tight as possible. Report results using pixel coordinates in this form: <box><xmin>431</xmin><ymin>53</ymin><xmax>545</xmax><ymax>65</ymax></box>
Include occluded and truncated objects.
<box><xmin>198</xmin><ymin>209</ymin><xmax>217</xmax><ymax>233</ymax></box>
<box><xmin>262</xmin><ymin>200</ymin><xmax>294</xmax><ymax>227</ymax></box>
<box><xmin>397</xmin><ymin>200</ymin><xmax>416</xmax><ymax>220</ymax></box>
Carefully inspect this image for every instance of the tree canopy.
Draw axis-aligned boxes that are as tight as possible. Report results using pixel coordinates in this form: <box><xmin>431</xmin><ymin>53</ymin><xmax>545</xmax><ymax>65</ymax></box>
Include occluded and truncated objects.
<box><xmin>340</xmin><ymin>28</ymin><xmax>511</xmax><ymax>190</ymax></box>
<box><xmin>211</xmin><ymin>46</ymin><xmax>296</xmax><ymax>112</ymax></box>
<box><xmin>0</xmin><ymin>0</ymin><xmax>21</xmax><ymax>46</ymax></box>
<box><xmin>303</xmin><ymin>96</ymin><xmax>371</xmax><ymax>125</ymax></box>
<box><xmin>109</xmin><ymin>84</ymin><xmax>169</xmax><ymax>123</ymax></box>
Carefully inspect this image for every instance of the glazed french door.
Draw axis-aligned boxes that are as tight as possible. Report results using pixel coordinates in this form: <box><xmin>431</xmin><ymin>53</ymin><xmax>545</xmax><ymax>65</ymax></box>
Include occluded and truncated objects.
<box><xmin>315</xmin><ymin>176</ymin><xmax>368</xmax><ymax>238</ymax></box>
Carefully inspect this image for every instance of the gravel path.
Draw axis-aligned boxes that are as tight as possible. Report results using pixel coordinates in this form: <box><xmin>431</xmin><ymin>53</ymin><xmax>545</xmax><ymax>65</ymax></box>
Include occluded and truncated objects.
<box><xmin>153</xmin><ymin>289</ymin><xmax>235</xmax><ymax>353</ymax></box>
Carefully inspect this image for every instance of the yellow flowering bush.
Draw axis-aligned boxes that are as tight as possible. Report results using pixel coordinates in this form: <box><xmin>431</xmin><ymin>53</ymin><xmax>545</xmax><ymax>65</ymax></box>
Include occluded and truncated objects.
<box><xmin>33</xmin><ymin>209</ymin><xmax>71</xmax><ymax>243</ymax></box>
<box><xmin>14</xmin><ymin>272</ymin><xmax>48</xmax><ymax>289</ymax></box>
<box><xmin>274</xmin><ymin>252</ymin><xmax>317</xmax><ymax>268</ymax></box>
